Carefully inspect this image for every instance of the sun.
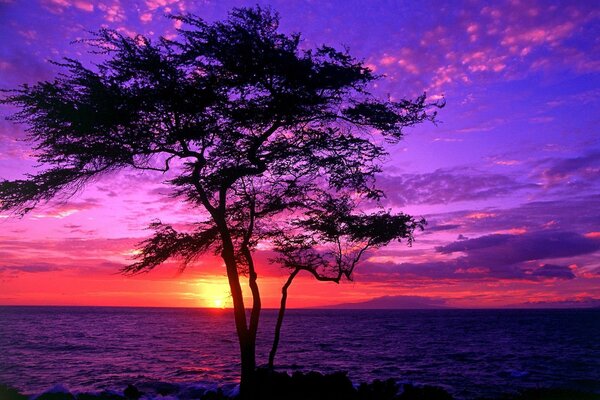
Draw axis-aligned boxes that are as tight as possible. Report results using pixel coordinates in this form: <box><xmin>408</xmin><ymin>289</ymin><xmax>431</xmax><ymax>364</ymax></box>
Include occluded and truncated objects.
<box><xmin>194</xmin><ymin>277</ymin><xmax>231</xmax><ymax>309</ymax></box>
<box><xmin>213</xmin><ymin>298</ymin><xmax>226</xmax><ymax>309</ymax></box>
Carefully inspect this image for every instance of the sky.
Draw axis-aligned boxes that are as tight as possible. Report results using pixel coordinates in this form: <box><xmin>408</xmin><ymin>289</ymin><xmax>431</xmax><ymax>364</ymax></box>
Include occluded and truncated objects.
<box><xmin>0</xmin><ymin>0</ymin><xmax>599</xmax><ymax>309</ymax></box>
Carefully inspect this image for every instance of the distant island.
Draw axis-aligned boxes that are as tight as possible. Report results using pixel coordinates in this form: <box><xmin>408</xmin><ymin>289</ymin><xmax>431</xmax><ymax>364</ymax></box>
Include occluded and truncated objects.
<box><xmin>318</xmin><ymin>295</ymin><xmax>600</xmax><ymax>309</ymax></box>
<box><xmin>319</xmin><ymin>295</ymin><xmax>450</xmax><ymax>309</ymax></box>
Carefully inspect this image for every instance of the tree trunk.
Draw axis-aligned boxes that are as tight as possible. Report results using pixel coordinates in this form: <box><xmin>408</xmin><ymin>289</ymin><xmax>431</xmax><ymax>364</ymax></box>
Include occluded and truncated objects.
<box><xmin>243</xmin><ymin>247</ymin><xmax>261</xmax><ymax>399</ymax></box>
<box><xmin>219</xmin><ymin>233</ymin><xmax>256</xmax><ymax>398</ymax></box>
<box><xmin>242</xmin><ymin>246</ymin><xmax>261</xmax><ymax>343</ymax></box>
<box><xmin>268</xmin><ymin>268</ymin><xmax>299</xmax><ymax>369</ymax></box>
<box><xmin>239</xmin><ymin>336</ymin><xmax>256</xmax><ymax>398</ymax></box>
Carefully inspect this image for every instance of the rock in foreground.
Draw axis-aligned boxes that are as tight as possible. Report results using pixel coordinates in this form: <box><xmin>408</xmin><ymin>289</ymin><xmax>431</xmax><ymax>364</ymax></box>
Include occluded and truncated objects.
<box><xmin>2</xmin><ymin>373</ymin><xmax>599</xmax><ymax>400</ymax></box>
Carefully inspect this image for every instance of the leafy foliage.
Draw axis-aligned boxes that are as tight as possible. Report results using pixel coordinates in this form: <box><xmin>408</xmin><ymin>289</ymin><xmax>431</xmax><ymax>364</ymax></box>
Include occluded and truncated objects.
<box><xmin>125</xmin><ymin>221</ymin><xmax>220</xmax><ymax>274</ymax></box>
<box><xmin>273</xmin><ymin>194</ymin><xmax>425</xmax><ymax>281</ymax></box>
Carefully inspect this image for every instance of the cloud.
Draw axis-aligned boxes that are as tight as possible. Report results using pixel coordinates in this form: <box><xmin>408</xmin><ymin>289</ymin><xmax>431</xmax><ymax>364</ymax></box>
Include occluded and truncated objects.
<box><xmin>140</xmin><ymin>12</ymin><xmax>153</xmax><ymax>23</ymax></box>
<box><xmin>455</xmin><ymin>118</ymin><xmax>506</xmax><ymax>133</ymax></box>
<box><xmin>41</xmin><ymin>0</ymin><xmax>94</xmax><ymax>13</ymax></box>
<box><xmin>0</xmin><ymin>263</ymin><xmax>62</xmax><ymax>273</ymax></box>
<box><xmin>358</xmin><ymin>230</ymin><xmax>598</xmax><ymax>282</ymax></box>
<box><xmin>425</xmin><ymin>223</ymin><xmax>461</xmax><ymax>233</ymax></box>
<box><xmin>437</xmin><ymin>231</ymin><xmax>600</xmax><ymax>268</ymax></box>
<box><xmin>98</xmin><ymin>1</ymin><xmax>125</xmax><ymax>22</ymax></box>
<box><xmin>429</xmin><ymin>195</ymin><xmax>600</xmax><ymax>236</ymax></box>
<box><xmin>530</xmin><ymin>264</ymin><xmax>575</xmax><ymax>280</ymax></box>
<box><xmin>379</xmin><ymin>168</ymin><xmax>536</xmax><ymax>206</ymax></box>
<box><xmin>509</xmin><ymin>297</ymin><xmax>600</xmax><ymax>309</ymax></box>
<box><xmin>370</xmin><ymin>1</ymin><xmax>600</xmax><ymax>94</ymax></box>
<box><xmin>538</xmin><ymin>151</ymin><xmax>600</xmax><ymax>187</ymax></box>
<box><xmin>145</xmin><ymin>0</ymin><xmax>180</xmax><ymax>11</ymax></box>
<box><xmin>74</xmin><ymin>1</ymin><xmax>94</xmax><ymax>12</ymax></box>
<box><xmin>0</xmin><ymin>236</ymin><xmax>137</xmax><ymax>260</ymax></box>
<box><xmin>360</xmin><ymin>260</ymin><xmax>463</xmax><ymax>281</ymax></box>
<box><xmin>30</xmin><ymin>198</ymin><xmax>100</xmax><ymax>219</ymax></box>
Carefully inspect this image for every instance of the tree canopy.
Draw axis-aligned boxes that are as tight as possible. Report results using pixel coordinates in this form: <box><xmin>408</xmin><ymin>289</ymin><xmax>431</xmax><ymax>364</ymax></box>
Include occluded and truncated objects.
<box><xmin>0</xmin><ymin>6</ymin><xmax>442</xmax><ymax>397</ymax></box>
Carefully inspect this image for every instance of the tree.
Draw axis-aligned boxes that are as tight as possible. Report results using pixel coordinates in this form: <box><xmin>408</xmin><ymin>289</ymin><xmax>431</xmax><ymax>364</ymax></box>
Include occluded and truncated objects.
<box><xmin>0</xmin><ymin>6</ymin><xmax>441</xmax><ymax>398</ymax></box>
<box><xmin>267</xmin><ymin>193</ymin><xmax>424</xmax><ymax>369</ymax></box>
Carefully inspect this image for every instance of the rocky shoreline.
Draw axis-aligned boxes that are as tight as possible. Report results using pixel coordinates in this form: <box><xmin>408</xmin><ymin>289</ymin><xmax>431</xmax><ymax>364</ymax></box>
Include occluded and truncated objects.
<box><xmin>2</xmin><ymin>370</ymin><xmax>599</xmax><ymax>400</ymax></box>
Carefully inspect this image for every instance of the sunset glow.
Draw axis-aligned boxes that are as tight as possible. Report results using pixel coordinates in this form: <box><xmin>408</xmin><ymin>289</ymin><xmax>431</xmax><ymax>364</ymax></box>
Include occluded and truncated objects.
<box><xmin>0</xmin><ymin>0</ymin><xmax>599</xmax><ymax>309</ymax></box>
<box><xmin>194</xmin><ymin>278</ymin><xmax>232</xmax><ymax>309</ymax></box>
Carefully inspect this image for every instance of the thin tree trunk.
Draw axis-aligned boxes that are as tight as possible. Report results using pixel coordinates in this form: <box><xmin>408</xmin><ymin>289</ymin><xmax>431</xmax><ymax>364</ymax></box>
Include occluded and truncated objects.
<box><xmin>217</xmin><ymin>222</ymin><xmax>255</xmax><ymax>398</ymax></box>
<box><xmin>268</xmin><ymin>268</ymin><xmax>300</xmax><ymax>369</ymax></box>
<box><xmin>243</xmin><ymin>246</ymin><xmax>261</xmax><ymax>399</ymax></box>
<box><xmin>241</xmin><ymin>194</ymin><xmax>261</xmax><ymax>398</ymax></box>
<box><xmin>244</xmin><ymin>248</ymin><xmax>261</xmax><ymax>350</ymax></box>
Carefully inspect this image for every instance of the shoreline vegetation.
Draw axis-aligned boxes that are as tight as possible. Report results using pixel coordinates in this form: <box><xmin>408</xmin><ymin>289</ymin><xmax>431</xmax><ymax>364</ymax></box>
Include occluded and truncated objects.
<box><xmin>3</xmin><ymin>370</ymin><xmax>599</xmax><ymax>400</ymax></box>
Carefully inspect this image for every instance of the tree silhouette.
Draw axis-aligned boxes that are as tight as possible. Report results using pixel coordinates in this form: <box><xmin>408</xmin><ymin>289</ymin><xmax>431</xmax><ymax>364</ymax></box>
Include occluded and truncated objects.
<box><xmin>0</xmin><ymin>6</ymin><xmax>441</xmax><ymax>398</ymax></box>
<box><xmin>267</xmin><ymin>193</ymin><xmax>425</xmax><ymax>368</ymax></box>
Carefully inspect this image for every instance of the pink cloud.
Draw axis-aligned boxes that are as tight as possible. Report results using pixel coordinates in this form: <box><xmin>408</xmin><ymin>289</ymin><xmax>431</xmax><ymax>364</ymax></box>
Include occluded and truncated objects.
<box><xmin>501</xmin><ymin>21</ymin><xmax>577</xmax><ymax>51</ymax></box>
<box><xmin>378</xmin><ymin>48</ymin><xmax>420</xmax><ymax>74</ymax></box>
<box><xmin>492</xmin><ymin>160</ymin><xmax>520</xmax><ymax>166</ymax></box>
<box><xmin>379</xmin><ymin>55</ymin><xmax>396</xmax><ymax>66</ymax></box>
<box><xmin>461</xmin><ymin>51</ymin><xmax>506</xmax><ymax>73</ymax></box>
<box><xmin>370</xmin><ymin>1</ymin><xmax>600</xmax><ymax>93</ymax></box>
<box><xmin>41</xmin><ymin>0</ymin><xmax>94</xmax><ymax>13</ymax></box>
<box><xmin>466</xmin><ymin>212</ymin><xmax>496</xmax><ymax>220</ymax></box>
<box><xmin>74</xmin><ymin>0</ymin><xmax>94</xmax><ymax>12</ymax></box>
<box><xmin>29</xmin><ymin>199</ymin><xmax>100</xmax><ymax>219</ymax></box>
<box><xmin>145</xmin><ymin>0</ymin><xmax>181</xmax><ymax>11</ymax></box>
<box><xmin>140</xmin><ymin>12</ymin><xmax>153</xmax><ymax>23</ymax></box>
<box><xmin>494</xmin><ymin>228</ymin><xmax>527</xmax><ymax>235</ymax></box>
<box><xmin>98</xmin><ymin>1</ymin><xmax>125</xmax><ymax>22</ymax></box>
<box><xmin>429</xmin><ymin>64</ymin><xmax>469</xmax><ymax>91</ymax></box>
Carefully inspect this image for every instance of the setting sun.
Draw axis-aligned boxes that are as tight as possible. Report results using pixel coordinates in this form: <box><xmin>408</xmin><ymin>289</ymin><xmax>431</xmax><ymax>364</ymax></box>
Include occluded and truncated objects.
<box><xmin>213</xmin><ymin>299</ymin><xmax>225</xmax><ymax>309</ymax></box>
<box><xmin>193</xmin><ymin>277</ymin><xmax>231</xmax><ymax>309</ymax></box>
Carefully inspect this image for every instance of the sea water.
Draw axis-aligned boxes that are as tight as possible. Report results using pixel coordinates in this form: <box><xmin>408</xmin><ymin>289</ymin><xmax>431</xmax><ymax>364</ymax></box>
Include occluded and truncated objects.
<box><xmin>0</xmin><ymin>306</ymin><xmax>598</xmax><ymax>399</ymax></box>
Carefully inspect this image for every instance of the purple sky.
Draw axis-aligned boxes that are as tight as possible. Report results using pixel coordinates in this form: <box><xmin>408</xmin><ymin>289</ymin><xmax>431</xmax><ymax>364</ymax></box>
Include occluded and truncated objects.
<box><xmin>0</xmin><ymin>0</ymin><xmax>599</xmax><ymax>308</ymax></box>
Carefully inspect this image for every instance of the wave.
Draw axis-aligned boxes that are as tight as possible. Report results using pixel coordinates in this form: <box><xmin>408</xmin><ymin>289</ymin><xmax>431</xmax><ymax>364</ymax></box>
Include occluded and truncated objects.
<box><xmin>22</xmin><ymin>381</ymin><xmax>240</xmax><ymax>400</ymax></box>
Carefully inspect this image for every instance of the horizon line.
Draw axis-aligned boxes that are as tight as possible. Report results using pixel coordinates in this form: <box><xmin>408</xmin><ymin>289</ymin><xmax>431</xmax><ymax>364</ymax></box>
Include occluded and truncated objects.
<box><xmin>1</xmin><ymin>304</ymin><xmax>598</xmax><ymax>310</ymax></box>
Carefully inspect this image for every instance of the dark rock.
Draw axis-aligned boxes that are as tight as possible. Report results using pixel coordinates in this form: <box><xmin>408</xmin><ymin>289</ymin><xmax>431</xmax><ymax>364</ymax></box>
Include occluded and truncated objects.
<box><xmin>494</xmin><ymin>388</ymin><xmax>600</xmax><ymax>400</ymax></box>
<box><xmin>254</xmin><ymin>367</ymin><xmax>291</xmax><ymax>399</ymax></box>
<box><xmin>399</xmin><ymin>384</ymin><xmax>454</xmax><ymax>400</ymax></box>
<box><xmin>358</xmin><ymin>378</ymin><xmax>400</xmax><ymax>400</ymax></box>
<box><xmin>255</xmin><ymin>369</ymin><xmax>357</xmax><ymax>400</ymax></box>
<box><xmin>321</xmin><ymin>371</ymin><xmax>356</xmax><ymax>399</ymax></box>
<box><xmin>0</xmin><ymin>384</ymin><xmax>27</xmax><ymax>400</ymax></box>
<box><xmin>178</xmin><ymin>386</ymin><xmax>209</xmax><ymax>400</ymax></box>
<box><xmin>202</xmin><ymin>388</ymin><xmax>229</xmax><ymax>400</ymax></box>
<box><xmin>76</xmin><ymin>392</ymin><xmax>124</xmax><ymax>400</ymax></box>
<box><xmin>35</xmin><ymin>385</ymin><xmax>76</xmax><ymax>400</ymax></box>
<box><xmin>524</xmin><ymin>388</ymin><xmax>600</xmax><ymax>400</ymax></box>
<box><xmin>36</xmin><ymin>393</ymin><xmax>76</xmax><ymax>400</ymax></box>
<box><xmin>137</xmin><ymin>382</ymin><xmax>179</xmax><ymax>396</ymax></box>
<box><xmin>123</xmin><ymin>385</ymin><xmax>141</xmax><ymax>400</ymax></box>
<box><xmin>156</xmin><ymin>382</ymin><xmax>179</xmax><ymax>396</ymax></box>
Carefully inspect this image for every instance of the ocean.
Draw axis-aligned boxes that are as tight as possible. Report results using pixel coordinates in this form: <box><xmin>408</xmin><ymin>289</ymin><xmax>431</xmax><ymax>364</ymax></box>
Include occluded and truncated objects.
<box><xmin>0</xmin><ymin>306</ymin><xmax>598</xmax><ymax>399</ymax></box>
